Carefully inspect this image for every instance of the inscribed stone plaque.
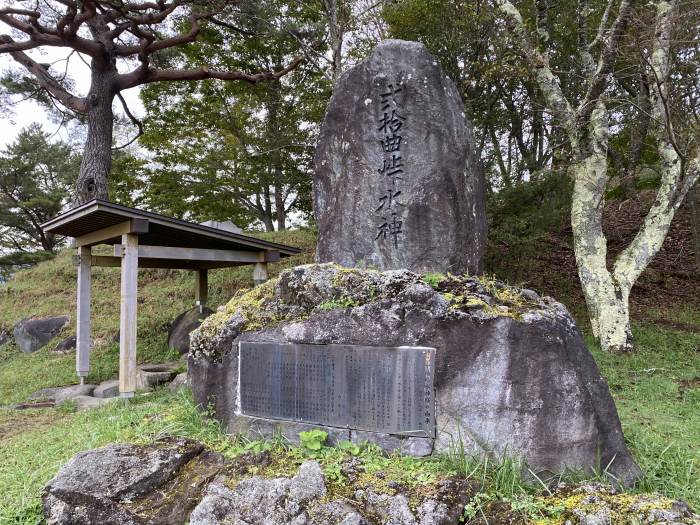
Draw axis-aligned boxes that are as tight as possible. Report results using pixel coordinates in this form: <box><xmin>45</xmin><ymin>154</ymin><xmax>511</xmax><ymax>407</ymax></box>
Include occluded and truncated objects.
<box><xmin>313</xmin><ymin>39</ymin><xmax>486</xmax><ymax>274</ymax></box>
<box><xmin>238</xmin><ymin>342</ymin><xmax>435</xmax><ymax>437</ymax></box>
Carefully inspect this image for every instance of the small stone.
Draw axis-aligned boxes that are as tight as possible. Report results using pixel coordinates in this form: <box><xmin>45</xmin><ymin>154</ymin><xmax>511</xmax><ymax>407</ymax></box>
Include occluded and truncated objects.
<box><xmin>93</xmin><ymin>379</ymin><xmax>120</xmax><ymax>398</ymax></box>
<box><xmin>520</xmin><ymin>288</ymin><xmax>540</xmax><ymax>302</ymax></box>
<box><xmin>308</xmin><ymin>501</ymin><xmax>368</xmax><ymax>525</ymax></box>
<box><xmin>13</xmin><ymin>315</ymin><xmax>69</xmax><ymax>353</ymax></box>
<box><xmin>168</xmin><ymin>372</ymin><xmax>189</xmax><ymax>393</ymax></box>
<box><xmin>53</xmin><ymin>335</ymin><xmax>77</xmax><ymax>353</ymax></box>
<box><xmin>70</xmin><ymin>395</ymin><xmax>118</xmax><ymax>410</ymax></box>
<box><xmin>355</xmin><ymin>490</ymin><xmax>416</xmax><ymax>524</ymax></box>
<box><xmin>54</xmin><ymin>384</ymin><xmax>97</xmax><ymax>405</ymax></box>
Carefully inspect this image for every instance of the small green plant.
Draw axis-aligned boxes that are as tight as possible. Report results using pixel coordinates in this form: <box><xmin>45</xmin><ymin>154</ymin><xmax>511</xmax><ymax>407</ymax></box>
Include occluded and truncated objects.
<box><xmin>318</xmin><ymin>297</ymin><xmax>358</xmax><ymax>310</ymax></box>
<box><xmin>422</xmin><ymin>272</ymin><xmax>445</xmax><ymax>290</ymax></box>
<box><xmin>338</xmin><ymin>440</ymin><xmax>361</xmax><ymax>456</ymax></box>
<box><xmin>299</xmin><ymin>429</ymin><xmax>328</xmax><ymax>451</ymax></box>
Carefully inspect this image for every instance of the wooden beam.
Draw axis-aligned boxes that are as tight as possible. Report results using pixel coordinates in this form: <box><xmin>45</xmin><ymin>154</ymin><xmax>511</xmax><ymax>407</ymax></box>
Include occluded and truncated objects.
<box><xmin>76</xmin><ymin>246</ymin><xmax>91</xmax><ymax>382</ymax></box>
<box><xmin>114</xmin><ymin>244</ymin><xmax>269</xmax><ymax>263</ymax></box>
<box><xmin>119</xmin><ymin>233</ymin><xmax>139</xmax><ymax>397</ymax></box>
<box><xmin>74</xmin><ymin>219</ymin><xmax>149</xmax><ymax>248</ymax></box>
<box><xmin>91</xmin><ymin>255</ymin><xmax>203</xmax><ymax>270</ymax></box>
<box><xmin>253</xmin><ymin>262</ymin><xmax>269</xmax><ymax>286</ymax></box>
<box><xmin>195</xmin><ymin>269</ymin><xmax>208</xmax><ymax>306</ymax></box>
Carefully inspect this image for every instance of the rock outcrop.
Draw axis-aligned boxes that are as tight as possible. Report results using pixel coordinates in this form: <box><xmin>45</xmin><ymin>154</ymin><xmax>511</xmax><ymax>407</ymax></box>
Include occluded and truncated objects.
<box><xmin>13</xmin><ymin>315</ymin><xmax>68</xmax><ymax>353</ymax></box>
<box><xmin>190</xmin><ymin>264</ymin><xmax>642</xmax><ymax>486</ymax></box>
<box><xmin>42</xmin><ymin>438</ymin><xmax>211</xmax><ymax>524</ymax></box>
<box><xmin>43</xmin><ymin>440</ymin><xmax>475</xmax><ymax>525</ymax></box>
<box><xmin>43</xmin><ymin>439</ymin><xmax>700</xmax><ymax>525</ymax></box>
<box><xmin>314</xmin><ymin>39</ymin><xmax>486</xmax><ymax>274</ymax></box>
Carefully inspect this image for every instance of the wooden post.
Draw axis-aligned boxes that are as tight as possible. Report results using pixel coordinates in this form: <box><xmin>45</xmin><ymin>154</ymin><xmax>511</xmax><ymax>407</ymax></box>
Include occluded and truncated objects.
<box><xmin>195</xmin><ymin>269</ymin><xmax>208</xmax><ymax>307</ymax></box>
<box><xmin>119</xmin><ymin>233</ymin><xmax>139</xmax><ymax>398</ymax></box>
<box><xmin>76</xmin><ymin>246</ymin><xmax>92</xmax><ymax>384</ymax></box>
<box><xmin>253</xmin><ymin>262</ymin><xmax>268</xmax><ymax>286</ymax></box>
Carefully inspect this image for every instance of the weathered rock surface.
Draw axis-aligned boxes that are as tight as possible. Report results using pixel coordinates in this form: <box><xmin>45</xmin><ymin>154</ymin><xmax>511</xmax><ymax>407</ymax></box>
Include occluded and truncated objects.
<box><xmin>168</xmin><ymin>307</ymin><xmax>214</xmax><ymax>355</ymax></box>
<box><xmin>13</xmin><ymin>315</ymin><xmax>68</xmax><ymax>353</ymax></box>
<box><xmin>53</xmin><ymin>335</ymin><xmax>76</xmax><ymax>353</ymax></box>
<box><xmin>43</xmin><ymin>440</ymin><xmax>700</xmax><ymax>525</ymax></box>
<box><xmin>94</xmin><ymin>379</ymin><xmax>120</xmax><ymax>398</ymax></box>
<box><xmin>190</xmin><ymin>461</ymin><xmax>472</xmax><ymax>525</ymax></box>
<box><xmin>190</xmin><ymin>264</ymin><xmax>641</xmax><ymax>486</ymax></box>
<box><xmin>28</xmin><ymin>386</ymin><xmax>61</xmax><ymax>401</ymax></box>
<box><xmin>190</xmin><ymin>461</ymin><xmax>326</xmax><ymax>524</ymax></box>
<box><xmin>53</xmin><ymin>384</ymin><xmax>97</xmax><ymax>405</ymax></box>
<box><xmin>540</xmin><ymin>483</ymin><xmax>700</xmax><ymax>525</ymax></box>
<box><xmin>42</xmin><ymin>438</ymin><xmax>209</xmax><ymax>524</ymax></box>
<box><xmin>314</xmin><ymin>39</ymin><xmax>486</xmax><ymax>274</ymax></box>
<box><xmin>168</xmin><ymin>372</ymin><xmax>189</xmax><ymax>393</ymax></box>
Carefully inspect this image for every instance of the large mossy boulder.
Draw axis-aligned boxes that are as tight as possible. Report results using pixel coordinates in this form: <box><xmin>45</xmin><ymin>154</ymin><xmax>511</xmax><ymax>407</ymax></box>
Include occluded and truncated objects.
<box><xmin>189</xmin><ymin>264</ymin><xmax>641</xmax><ymax>486</ymax></box>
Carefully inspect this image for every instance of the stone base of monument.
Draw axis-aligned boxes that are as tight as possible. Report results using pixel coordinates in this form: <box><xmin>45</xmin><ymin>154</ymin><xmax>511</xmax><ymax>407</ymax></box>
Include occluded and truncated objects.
<box><xmin>189</xmin><ymin>264</ymin><xmax>642</xmax><ymax>487</ymax></box>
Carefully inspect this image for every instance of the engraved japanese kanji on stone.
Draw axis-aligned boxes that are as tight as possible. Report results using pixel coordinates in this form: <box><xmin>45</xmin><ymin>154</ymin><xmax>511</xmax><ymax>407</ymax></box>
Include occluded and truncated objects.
<box><xmin>378</xmin><ymin>110</ymin><xmax>406</xmax><ymax>134</ymax></box>
<box><xmin>380</xmin><ymin>133</ymin><xmax>402</xmax><ymax>153</ymax></box>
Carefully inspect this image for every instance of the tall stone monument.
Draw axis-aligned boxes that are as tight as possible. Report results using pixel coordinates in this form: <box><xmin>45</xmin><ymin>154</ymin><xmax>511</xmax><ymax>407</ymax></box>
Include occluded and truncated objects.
<box><xmin>314</xmin><ymin>39</ymin><xmax>486</xmax><ymax>274</ymax></box>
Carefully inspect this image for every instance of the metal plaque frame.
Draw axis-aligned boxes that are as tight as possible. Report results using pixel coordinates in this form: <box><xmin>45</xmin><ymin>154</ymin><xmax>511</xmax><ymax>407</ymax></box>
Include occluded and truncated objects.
<box><xmin>238</xmin><ymin>342</ymin><xmax>436</xmax><ymax>437</ymax></box>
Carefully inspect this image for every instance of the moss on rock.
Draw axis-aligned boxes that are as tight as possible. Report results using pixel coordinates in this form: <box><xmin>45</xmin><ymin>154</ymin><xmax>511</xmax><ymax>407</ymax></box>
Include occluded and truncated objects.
<box><xmin>190</xmin><ymin>263</ymin><xmax>549</xmax><ymax>360</ymax></box>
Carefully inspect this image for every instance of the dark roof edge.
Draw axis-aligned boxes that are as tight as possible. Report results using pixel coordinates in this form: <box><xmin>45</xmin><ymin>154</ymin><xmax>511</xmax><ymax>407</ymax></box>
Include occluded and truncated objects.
<box><xmin>41</xmin><ymin>199</ymin><xmax>303</xmax><ymax>255</ymax></box>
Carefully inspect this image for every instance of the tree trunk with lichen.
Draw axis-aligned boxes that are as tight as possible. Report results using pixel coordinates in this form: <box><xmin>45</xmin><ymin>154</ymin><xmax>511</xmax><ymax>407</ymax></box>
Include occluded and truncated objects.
<box><xmin>571</xmin><ymin>103</ymin><xmax>635</xmax><ymax>352</ymax></box>
<box><xmin>497</xmin><ymin>0</ymin><xmax>699</xmax><ymax>353</ymax></box>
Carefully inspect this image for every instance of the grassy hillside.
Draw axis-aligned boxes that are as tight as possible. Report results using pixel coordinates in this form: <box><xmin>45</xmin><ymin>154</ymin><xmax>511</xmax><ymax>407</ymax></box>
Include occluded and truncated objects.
<box><xmin>0</xmin><ymin>225</ymin><xmax>698</xmax><ymax>523</ymax></box>
<box><xmin>0</xmin><ymin>229</ymin><xmax>315</xmax><ymax>405</ymax></box>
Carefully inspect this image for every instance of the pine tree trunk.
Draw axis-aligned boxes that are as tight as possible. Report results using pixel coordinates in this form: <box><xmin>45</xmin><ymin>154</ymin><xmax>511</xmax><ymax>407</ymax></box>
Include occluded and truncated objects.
<box><xmin>74</xmin><ymin>67</ymin><xmax>117</xmax><ymax>206</ymax></box>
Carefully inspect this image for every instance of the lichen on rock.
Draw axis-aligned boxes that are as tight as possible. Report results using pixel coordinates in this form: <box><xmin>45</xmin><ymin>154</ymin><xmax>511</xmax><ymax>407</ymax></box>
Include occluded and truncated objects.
<box><xmin>532</xmin><ymin>483</ymin><xmax>700</xmax><ymax>525</ymax></box>
<box><xmin>190</xmin><ymin>263</ymin><xmax>544</xmax><ymax>361</ymax></box>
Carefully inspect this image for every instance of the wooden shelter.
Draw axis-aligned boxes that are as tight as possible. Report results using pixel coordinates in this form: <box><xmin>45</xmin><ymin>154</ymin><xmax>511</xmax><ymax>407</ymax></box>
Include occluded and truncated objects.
<box><xmin>41</xmin><ymin>199</ymin><xmax>301</xmax><ymax>398</ymax></box>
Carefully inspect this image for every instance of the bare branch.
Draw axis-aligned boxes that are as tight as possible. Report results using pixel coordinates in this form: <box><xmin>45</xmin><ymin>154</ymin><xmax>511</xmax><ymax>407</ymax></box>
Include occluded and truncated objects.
<box><xmin>588</xmin><ymin>0</ymin><xmax>616</xmax><ymax>50</ymax></box>
<box><xmin>613</xmin><ymin>0</ymin><xmax>696</xmax><ymax>289</ymax></box>
<box><xmin>113</xmin><ymin>92</ymin><xmax>143</xmax><ymax>150</ymax></box>
<box><xmin>0</xmin><ymin>38</ymin><xmax>87</xmax><ymax>113</ymax></box>
<box><xmin>118</xmin><ymin>56</ymin><xmax>304</xmax><ymax>90</ymax></box>
<box><xmin>495</xmin><ymin>0</ymin><xmax>578</xmax><ymax>146</ymax></box>
<box><xmin>576</xmin><ymin>0</ymin><xmax>636</xmax><ymax>128</ymax></box>
<box><xmin>0</xmin><ymin>35</ymin><xmax>39</xmax><ymax>52</ymax></box>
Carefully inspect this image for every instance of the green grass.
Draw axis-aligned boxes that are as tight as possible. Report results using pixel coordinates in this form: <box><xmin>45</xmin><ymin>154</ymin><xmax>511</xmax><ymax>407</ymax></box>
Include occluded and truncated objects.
<box><xmin>0</xmin><ymin>389</ymin><xmax>228</xmax><ymax>524</ymax></box>
<box><xmin>590</xmin><ymin>321</ymin><xmax>700</xmax><ymax>507</ymax></box>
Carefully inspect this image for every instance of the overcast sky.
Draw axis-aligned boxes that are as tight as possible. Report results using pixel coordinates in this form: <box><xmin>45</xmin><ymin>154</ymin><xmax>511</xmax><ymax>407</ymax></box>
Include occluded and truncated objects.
<box><xmin>1</xmin><ymin>49</ymin><xmax>143</xmax><ymax>149</ymax></box>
